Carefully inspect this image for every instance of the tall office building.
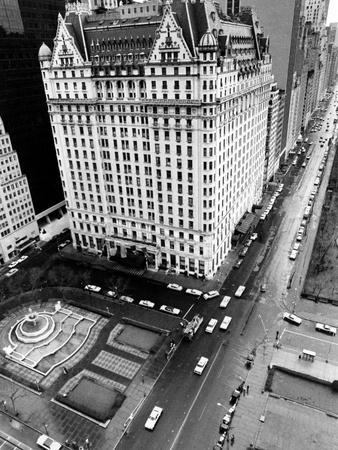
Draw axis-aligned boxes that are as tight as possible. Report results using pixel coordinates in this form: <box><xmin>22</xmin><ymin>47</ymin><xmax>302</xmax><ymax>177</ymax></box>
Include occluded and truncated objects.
<box><xmin>0</xmin><ymin>0</ymin><xmax>65</xmax><ymax>214</ymax></box>
<box><xmin>240</xmin><ymin>0</ymin><xmax>307</xmax><ymax>158</ymax></box>
<box><xmin>40</xmin><ymin>0</ymin><xmax>272</xmax><ymax>277</ymax></box>
<box><xmin>0</xmin><ymin>117</ymin><xmax>39</xmax><ymax>263</ymax></box>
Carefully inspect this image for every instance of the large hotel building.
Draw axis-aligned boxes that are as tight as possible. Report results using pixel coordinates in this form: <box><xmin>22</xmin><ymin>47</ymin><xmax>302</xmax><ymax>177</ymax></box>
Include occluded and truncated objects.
<box><xmin>39</xmin><ymin>0</ymin><xmax>273</xmax><ymax>277</ymax></box>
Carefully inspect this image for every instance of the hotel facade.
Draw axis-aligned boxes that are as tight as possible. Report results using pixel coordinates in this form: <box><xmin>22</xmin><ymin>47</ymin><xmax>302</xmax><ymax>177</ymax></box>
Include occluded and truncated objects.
<box><xmin>39</xmin><ymin>0</ymin><xmax>273</xmax><ymax>277</ymax></box>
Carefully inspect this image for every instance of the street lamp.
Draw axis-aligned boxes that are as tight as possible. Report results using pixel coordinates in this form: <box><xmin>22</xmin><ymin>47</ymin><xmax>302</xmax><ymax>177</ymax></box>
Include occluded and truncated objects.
<box><xmin>43</xmin><ymin>423</ymin><xmax>49</xmax><ymax>435</ymax></box>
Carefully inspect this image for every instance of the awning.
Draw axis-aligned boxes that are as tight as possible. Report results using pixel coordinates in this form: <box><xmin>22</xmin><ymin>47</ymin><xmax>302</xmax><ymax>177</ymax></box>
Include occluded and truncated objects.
<box><xmin>235</xmin><ymin>213</ymin><xmax>259</xmax><ymax>234</ymax></box>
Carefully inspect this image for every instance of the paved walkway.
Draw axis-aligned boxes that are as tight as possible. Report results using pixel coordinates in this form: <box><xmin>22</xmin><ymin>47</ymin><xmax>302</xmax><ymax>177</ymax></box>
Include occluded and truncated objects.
<box><xmin>230</xmin><ymin>341</ymin><xmax>274</xmax><ymax>449</ymax></box>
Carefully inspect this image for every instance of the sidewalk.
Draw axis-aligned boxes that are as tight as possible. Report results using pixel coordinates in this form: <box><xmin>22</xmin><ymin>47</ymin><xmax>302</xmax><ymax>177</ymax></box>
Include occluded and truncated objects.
<box><xmin>231</xmin><ymin>341</ymin><xmax>274</xmax><ymax>449</ymax></box>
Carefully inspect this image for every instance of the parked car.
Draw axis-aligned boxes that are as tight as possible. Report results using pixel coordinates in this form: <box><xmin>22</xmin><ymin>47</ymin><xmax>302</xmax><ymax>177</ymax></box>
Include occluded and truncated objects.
<box><xmin>144</xmin><ymin>406</ymin><xmax>163</xmax><ymax>430</ymax></box>
<box><xmin>203</xmin><ymin>290</ymin><xmax>220</xmax><ymax>300</ymax></box>
<box><xmin>240</xmin><ymin>247</ymin><xmax>248</xmax><ymax>257</ymax></box>
<box><xmin>36</xmin><ymin>435</ymin><xmax>62</xmax><ymax>450</ymax></box>
<box><xmin>194</xmin><ymin>356</ymin><xmax>209</xmax><ymax>375</ymax></box>
<box><xmin>222</xmin><ymin>413</ymin><xmax>232</xmax><ymax>426</ymax></box>
<box><xmin>233</xmin><ymin>259</ymin><xmax>243</xmax><ymax>270</ymax></box>
<box><xmin>289</xmin><ymin>250</ymin><xmax>298</xmax><ymax>260</ymax></box>
<box><xmin>160</xmin><ymin>305</ymin><xmax>181</xmax><ymax>315</ymax></box>
<box><xmin>260</xmin><ymin>283</ymin><xmax>267</xmax><ymax>293</ymax></box>
<box><xmin>139</xmin><ymin>300</ymin><xmax>155</xmax><ymax>308</ymax></box>
<box><xmin>5</xmin><ymin>268</ymin><xmax>19</xmax><ymax>278</ymax></box>
<box><xmin>106</xmin><ymin>290</ymin><xmax>117</xmax><ymax>298</ymax></box>
<box><xmin>119</xmin><ymin>295</ymin><xmax>134</xmax><ymax>303</ymax></box>
<box><xmin>205</xmin><ymin>318</ymin><xmax>218</xmax><ymax>334</ymax></box>
<box><xmin>245</xmin><ymin>239</ymin><xmax>253</xmax><ymax>247</ymax></box>
<box><xmin>315</xmin><ymin>323</ymin><xmax>337</xmax><ymax>336</ymax></box>
<box><xmin>167</xmin><ymin>283</ymin><xmax>183</xmax><ymax>291</ymax></box>
<box><xmin>251</xmin><ymin>232</ymin><xmax>258</xmax><ymax>240</ymax></box>
<box><xmin>186</xmin><ymin>288</ymin><xmax>203</xmax><ymax>297</ymax></box>
<box><xmin>283</xmin><ymin>312</ymin><xmax>302</xmax><ymax>325</ymax></box>
<box><xmin>8</xmin><ymin>260</ymin><xmax>19</xmax><ymax>269</ymax></box>
<box><xmin>84</xmin><ymin>284</ymin><xmax>101</xmax><ymax>293</ymax></box>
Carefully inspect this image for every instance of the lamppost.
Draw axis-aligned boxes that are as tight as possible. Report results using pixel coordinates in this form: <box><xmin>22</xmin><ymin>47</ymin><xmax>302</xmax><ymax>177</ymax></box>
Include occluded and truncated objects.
<box><xmin>43</xmin><ymin>423</ymin><xmax>49</xmax><ymax>435</ymax></box>
<box><xmin>217</xmin><ymin>402</ymin><xmax>228</xmax><ymax>411</ymax></box>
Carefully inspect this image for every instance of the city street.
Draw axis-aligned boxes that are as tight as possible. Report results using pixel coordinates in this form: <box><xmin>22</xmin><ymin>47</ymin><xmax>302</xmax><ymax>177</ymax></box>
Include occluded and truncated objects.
<box><xmin>116</xmin><ymin>93</ymin><xmax>338</xmax><ymax>450</ymax></box>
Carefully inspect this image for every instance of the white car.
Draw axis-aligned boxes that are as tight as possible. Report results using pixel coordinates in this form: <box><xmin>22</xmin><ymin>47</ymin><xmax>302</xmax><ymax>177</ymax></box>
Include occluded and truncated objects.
<box><xmin>160</xmin><ymin>305</ymin><xmax>181</xmax><ymax>315</ymax></box>
<box><xmin>220</xmin><ymin>316</ymin><xmax>232</xmax><ymax>331</ymax></box>
<box><xmin>17</xmin><ymin>255</ymin><xmax>28</xmax><ymax>263</ymax></box>
<box><xmin>194</xmin><ymin>356</ymin><xmax>209</xmax><ymax>375</ymax></box>
<box><xmin>144</xmin><ymin>406</ymin><xmax>163</xmax><ymax>430</ymax></box>
<box><xmin>220</xmin><ymin>296</ymin><xmax>231</xmax><ymax>308</ymax></box>
<box><xmin>106</xmin><ymin>290</ymin><xmax>117</xmax><ymax>298</ymax></box>
<box><xmin>186</xmin><ymin>288</ymin><xmax>203</xmax><ymax>297</ymax></box>
<box><xmin>36</xmin><ymin>435</ymin><xmax>62</xmax><ymax>450</ymax></box>
<box><xmin>315</xmin><ymin>322</ymin><xmax>337</xmax><ymax>336</ymax></box>
<box><xmin>293</xmin><ymin>242</ymin><xmax>300</xmax><ymax>251</ymax></box>
<box><xmin>289</xmin><ymin>250</ymin><xmax>298</xmax><ymax>260</ymax></box>
<box><xmin>8</xmin><ymin>260</ymin><xmax>19</xmax><ymax>269</ymax></box>
<box><xmin>167</xmin><ymin>283</ymin><xmax>183</xmax><ymax>291</ymax></box>
<box><xmin>5</xmin><ymin>268</ymin><xmax>18</xmax><ymax>278</ymax></box>
<box><xmin>203</xmin><ymin>290</ymin><xmax>220</xmax><ymax>300</ymax></box>
<box><xmin>119</xmin><ymin>295</ymin><xmax>134</xmax><ymax>303</ymax></box>
<box><xmin>139</xmin><ymin>300</ymin><xmax>155</xmax><ymax>308</ymax></box>
<box><xmin>251</xmin><ymin>232</ymin><xmax>258</xmax><ymax>240</ymax></box>
<box><xmin>283</xmin><ymin>312</ymin><xmax>302</xmax><ymax>325</ymax></box>
<box><xmin>84</xmin><ymin>284</ymin><xmax>101</xmax><ymax>293</ymax></box>
<box><xmin>205</xmin><ymin>318</ymin><xmax>218</xmax><ymax>333</ymax></box>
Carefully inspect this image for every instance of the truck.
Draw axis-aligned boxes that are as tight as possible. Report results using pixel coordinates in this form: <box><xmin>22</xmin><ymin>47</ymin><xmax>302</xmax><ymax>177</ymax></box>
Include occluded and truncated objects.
<box><xmin>183</xmin><ymin>314</ymin><xmax>204</xmax><ymax>340</ymax></box>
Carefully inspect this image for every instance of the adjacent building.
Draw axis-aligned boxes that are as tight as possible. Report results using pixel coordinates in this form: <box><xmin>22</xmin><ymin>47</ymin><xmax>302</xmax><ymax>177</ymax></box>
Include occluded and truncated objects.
<box><xmin>0</xmin><ymin>0</ymin><xmax>65</xmax><ymax>214</ymax></box>
<box><xmin>0</xmin><ymin>117</ymin><xmax>39</xmax><ymax>263</ymax></box>
<box><xmin>40</xmin><ymin>0</ymin><xmax>273</xmax><ymax>277</ymax></box>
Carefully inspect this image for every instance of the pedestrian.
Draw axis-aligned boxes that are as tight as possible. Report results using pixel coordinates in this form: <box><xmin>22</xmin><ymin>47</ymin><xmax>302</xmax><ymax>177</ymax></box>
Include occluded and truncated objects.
<box><xmin>230</xmin><ymin>434</ymin><xmax>235</xmax><ymax>445</ymax></box>
<box><xmin>246</xmin><ymin>385</ymin><xmax>250</xmax><ymax>395</ymax></box>
<box><xmin>243</xmin><ymin>387</ymin><xmax>246</xmax><ymax>396</ymax></box>
<box><xmin>276</xmin><ymin>331</ymin><xmax>279</xmax><ymax>340</ymax></box>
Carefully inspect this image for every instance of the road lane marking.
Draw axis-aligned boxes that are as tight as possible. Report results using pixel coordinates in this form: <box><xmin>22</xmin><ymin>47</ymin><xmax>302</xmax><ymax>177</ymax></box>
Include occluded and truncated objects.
<box><xmin>285</xmin><ymin>329</ymin><xmax>338</xmax><ymax>346</ymax></box>
<box><xmin>168</xmin><ymin>341</ymin><xmax>224</xmax><ymax>450</ymax></box>
<box><xmin>183</xmin><ymin>304</ymin><xmax>194</xmax><ymax>319</ymax></box>
<box><xmin>198</xmin><ymin>405</ymin><xmax>207</xmax><ymax>421</ymax></box>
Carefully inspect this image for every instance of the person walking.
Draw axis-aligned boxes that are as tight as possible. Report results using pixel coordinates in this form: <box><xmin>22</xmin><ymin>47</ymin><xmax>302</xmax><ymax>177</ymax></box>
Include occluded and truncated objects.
<box><xmin>230</xmin><ymin>434</ymin><xmax>235</xmax><ymax>446</ymax></box>
<box><xmin>246</xmin><ymin>385</ymin><xmax>250</xmax><ymax>395</ymax></box>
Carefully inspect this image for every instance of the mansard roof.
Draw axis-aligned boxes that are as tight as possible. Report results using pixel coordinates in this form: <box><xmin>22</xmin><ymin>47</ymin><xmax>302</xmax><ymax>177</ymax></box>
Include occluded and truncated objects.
<box><xmin>61</xmin><ymin>0</ymin><xmax>264</xmax><ymax>64</ymax></box>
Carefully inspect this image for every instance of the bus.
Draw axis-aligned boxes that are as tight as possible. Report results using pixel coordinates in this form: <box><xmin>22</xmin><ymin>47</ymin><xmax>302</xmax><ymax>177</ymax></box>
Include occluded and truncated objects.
<box><xmin>235</xmin><ymin>285</ymin><xmax>246</xmax><ymax>298</ymax></box>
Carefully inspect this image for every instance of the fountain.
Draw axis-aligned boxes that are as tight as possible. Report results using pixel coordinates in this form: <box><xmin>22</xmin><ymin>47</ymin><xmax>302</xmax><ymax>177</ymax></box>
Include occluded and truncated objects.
<box><xmin>14</xmin><ymin>308</ymin><xmax>55</xmax><ymax>344</ymax></box>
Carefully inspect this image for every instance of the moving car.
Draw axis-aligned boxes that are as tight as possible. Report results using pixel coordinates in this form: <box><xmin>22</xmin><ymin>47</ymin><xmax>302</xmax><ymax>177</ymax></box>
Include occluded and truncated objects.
<box><xmin>167</xmin><ymin>283</ymin><xmax>183</xmax><ymax>291</ymax></box>
<box><xmin>220</xmin><ymin>296</ymin><xmax>231</xmax><ymax>308</ymax></box>
<box><xmin>58</xmin><ymin>240</ymin><xmax>71</xmax><ymax>250</ymax></box>
<box><xmin>205</xmin><ymin>318</ymin><xmax>218</xmax><ymax>334</ymax></box>
<box><xmin>84</xmin><ymin>284</ymin><xmax>101</xmax><ymax>293</ymax></box>
<box><xmin>194</xmin><ymin>356</ymin><xmax>209</xmax><ymax>375</ymax></box>
<box><xmin>315</xmin><ymin>323</ymin><xmax>337</xmax><ymax>336</ymax></box>
<box><xmin>5</xmin><ymin>268</ymin><xmax>18</xmax><ymax>278</ymax></box>
<box><xmin>186</xmin><ymin>288</ymin><xmax>202</xmax><ymax>297</ymax></box>
<box><xmin>160</xmin><ymin>305</ymin><xmax>181</xmax><ymax>315</ymax></box>
<box><xmin>203</xmin><ymin>290</ymin><xmax>220</xmax><ymax>300</ymax></box>
<box><xmin>144</xmin><ymin>406</ymin><xmax>163</xmax><ymax>430</ymax></box>
<box><xmin>36</xmin><ymin>435</ymin><xmax>62</xmax><ymax>450</ymax></box>
<box><xmin>119</xmin><ymin>295</ymin><xmax>134</xmax><ymax>303</ymax></box>
<box><xmin>220</xmin><ymin>316</ymin><xmax>232</xmax><ymax>331</ymax></box>
<box><xmin>139</xmin><ymin>300</ymin><xmax>155</xmax><ymax>308</ymax></box>
<box><xmin>283</xmin><ymin>312</ymin><xmax>302</xmax><ymax>326</ymax></box>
